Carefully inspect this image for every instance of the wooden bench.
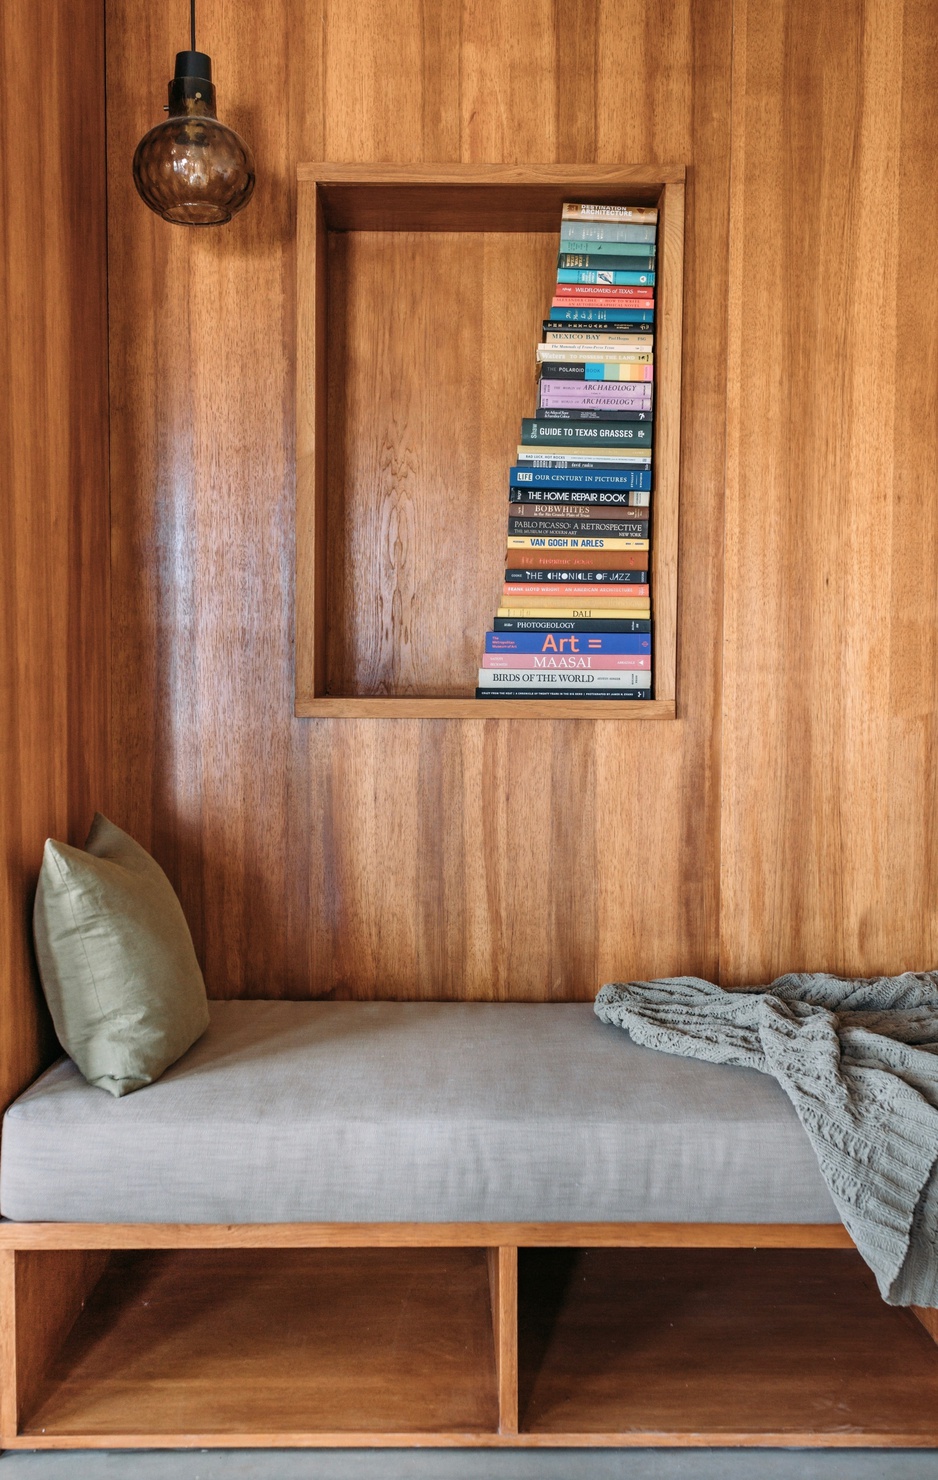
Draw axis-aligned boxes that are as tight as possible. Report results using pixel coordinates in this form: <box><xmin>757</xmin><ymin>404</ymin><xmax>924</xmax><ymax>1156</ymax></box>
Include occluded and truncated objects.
<box><xmin>1</xmin><ymin>1000</ymin><xmax>937</xmax><ymax>1451</ymax></box>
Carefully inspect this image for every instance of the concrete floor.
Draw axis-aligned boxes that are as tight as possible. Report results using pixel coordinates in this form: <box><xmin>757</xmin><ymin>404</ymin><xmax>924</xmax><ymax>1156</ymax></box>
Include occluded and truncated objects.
<box><xmin>1</xmin><ymin>1451</ymin><xmax>938</xmax><ymax>1479</ymax></box>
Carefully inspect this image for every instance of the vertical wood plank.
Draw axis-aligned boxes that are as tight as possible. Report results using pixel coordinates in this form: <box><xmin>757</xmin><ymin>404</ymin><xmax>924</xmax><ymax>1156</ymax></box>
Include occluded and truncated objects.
<box><xmin>0</xmin><ymin>0</ymin><xmax>109</xmax><ymax>1106</ymax></box>
<box><xmin>0</xmin><ymin>1251</ymin><xmax>16</xmax><ymax>1443</ymax></box>
<box><xmin>653</xmin><ymin>180</ymin><xmax>685</xmax><ymax>707</ymax></box>
<box><xmin>486</xmin><ymin>1246</ymin><xmax>518</xmax><ymax>1435</ymax></box>
<box><xmin>295</xmin><ymin>183</ymin><xmax>328</xmax><ymax>702</ymax></box>
<box><xmin>720</xmin><ymin>0</ymin><xmax>932</xmax><ymax>982</ymax></box>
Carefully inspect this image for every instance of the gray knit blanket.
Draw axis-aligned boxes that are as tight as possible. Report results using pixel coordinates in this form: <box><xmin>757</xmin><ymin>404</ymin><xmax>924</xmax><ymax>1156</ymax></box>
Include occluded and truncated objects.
<box><xmin>594</xmin><ymin>971</ymin><xmax>938</xmax><ymax>1307</ymax></box>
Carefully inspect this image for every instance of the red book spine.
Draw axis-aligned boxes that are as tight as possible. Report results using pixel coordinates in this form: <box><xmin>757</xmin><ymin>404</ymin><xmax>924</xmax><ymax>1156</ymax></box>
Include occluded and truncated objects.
<box><xmin>551</xmin><ymin>297</ymin><xmax>655</xmax><ymax>310</ymax></box>
<box><xmin>483</xmin><ymin>655</ymin><xmax>652</xmax><ymax>670</ymax></box>
<box><xmin>554</xmin><ymin>283</ymin><xmax>656</xmax><ymax>299</ymax></box>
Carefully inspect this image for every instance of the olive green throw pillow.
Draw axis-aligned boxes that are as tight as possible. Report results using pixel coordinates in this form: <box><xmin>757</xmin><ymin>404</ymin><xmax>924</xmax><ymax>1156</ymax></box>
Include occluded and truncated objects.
<box><xmin>33</xmin><ymin>814</ymin><xmax>209</xmax><ymax>1096</ymax></box>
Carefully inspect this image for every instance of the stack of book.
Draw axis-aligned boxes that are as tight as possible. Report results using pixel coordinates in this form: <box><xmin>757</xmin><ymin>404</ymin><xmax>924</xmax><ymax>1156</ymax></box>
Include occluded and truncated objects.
<box><xmin>476</xmin><ymin>201</ymin><xmax>657</xmax><ymax>700</ymax></box>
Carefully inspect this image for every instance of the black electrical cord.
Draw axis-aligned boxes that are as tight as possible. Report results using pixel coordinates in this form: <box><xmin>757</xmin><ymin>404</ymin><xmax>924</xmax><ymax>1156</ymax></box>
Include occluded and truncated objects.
<box><xmin>190</xmin><ymin>0</ymin><xmax>196</xmax><ymax>51</ymax></box>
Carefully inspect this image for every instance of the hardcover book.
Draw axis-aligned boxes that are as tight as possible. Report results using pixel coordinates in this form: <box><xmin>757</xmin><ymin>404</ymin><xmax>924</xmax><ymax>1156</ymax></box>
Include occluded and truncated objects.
<box><xmin>508</xmin><ymin>518</ymin><xmax>650</xmax><ymax>538</ymax></box>
<box><xmin>521</xmin><ymin>420</ymin><xmax>652</xmax><ymax>444</ymax></box>
<box><xmin>559</xmin><ymin>221</ymin><xmax>656</xmax><ymax>242</ymax></box>
<box><xmin>556</xmin><ymin>270</ymin><xmax>655</xmax><ymax>286</ymax></box>
<box><xmin>548</xmin><ymin>307</ymin><xmax>655</xmax><ymax>322</ymax></box>
<box><xmin>493</xmin><ymin>617</ymin><xmax>651</xmax><ymax>632</ymax></box>
<box><xmin>475</xmin><ymin>688</ymin><xmax>649</xmax><ymax>700</ymax></box>
<box><xmin>559</xmin><ymin>251</ymin><xmax>656</xmax><ymax>269</ymax></box>
<box><xmin>562</xmin><ymin>202</ymin><xmax>658</xmax><ymax>223</ymax></box>
<box><xmin>477</xmin><ymin>667</ymin><xmax>651</xmax><ymax>687</ymax></box>
<box><xmin>485</xmin><ymin>632</ymin><xmax>651</xmax><ymax>654</ymax></box>
<box><xmin>509</xmin><ymin>468</ymin><xmax>652</xmax><ymax>490</ymax></box>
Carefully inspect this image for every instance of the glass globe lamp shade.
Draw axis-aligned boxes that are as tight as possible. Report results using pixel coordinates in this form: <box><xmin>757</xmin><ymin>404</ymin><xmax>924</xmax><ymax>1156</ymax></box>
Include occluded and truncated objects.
<box><xmin>133</xmin><ymin>51</ymin><xmax>255</xmax><ymax>226</ymax></box>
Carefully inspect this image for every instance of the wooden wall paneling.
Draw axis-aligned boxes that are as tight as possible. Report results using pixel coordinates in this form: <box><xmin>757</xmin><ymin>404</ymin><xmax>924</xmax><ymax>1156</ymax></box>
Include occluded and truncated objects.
<box><xmin>0</xmin><ymin>1251</ymin><xmax>16</xmax><ymax>1441</ymax></box>
<box><xmin>106</xmin><ymin>0</ymin><xmax>316</xmax><ymax>998</ymax></box>
<box><xmin>107</xmin><ymin>0</ymin><xmax>730</xmax><ymax>1001</ymax></box>
<box><xmin>0</xmin><ymin>0</ymin><xmax>109</xmax><ymax>1108</ymax></box>
<box><xmin>720</xmin><ymin>0</ymin><xmax>935</xmax><ymax>982</ymax></box>
<box><xmin>884</xmin><ymin>0</ymin><xmax>938</xmax><ymax>959</ymax></box>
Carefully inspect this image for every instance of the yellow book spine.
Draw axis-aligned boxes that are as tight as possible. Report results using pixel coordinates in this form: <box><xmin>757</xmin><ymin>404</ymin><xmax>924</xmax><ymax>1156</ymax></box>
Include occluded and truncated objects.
<box><xmin>506</xmin><ymin>537</ymin><xmax>649</xmax><ymax>551</ymax></box>
<box><xmin>535</xmin><ymin>347</ymin><xmax>654</xmax><ymax>363</ymax></box>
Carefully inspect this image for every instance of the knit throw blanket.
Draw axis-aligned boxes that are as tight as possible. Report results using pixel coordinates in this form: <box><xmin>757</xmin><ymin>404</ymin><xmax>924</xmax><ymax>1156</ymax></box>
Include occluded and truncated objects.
<box><xmin>594</xmin><ymin>971</ymin><xmax>938</xmax><ymax>1307</ymax></box>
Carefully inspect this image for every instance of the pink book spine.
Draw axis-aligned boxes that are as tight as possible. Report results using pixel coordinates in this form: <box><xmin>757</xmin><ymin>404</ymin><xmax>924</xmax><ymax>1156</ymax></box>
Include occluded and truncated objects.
<box><xmin>483</xmin><ymin>655</ymin><xmax>652</xmax><ymax>670</ymax></box>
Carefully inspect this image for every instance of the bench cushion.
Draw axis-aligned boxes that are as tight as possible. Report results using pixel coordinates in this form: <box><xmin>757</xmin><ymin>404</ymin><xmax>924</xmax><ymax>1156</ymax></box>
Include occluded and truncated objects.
<box><xmin>0</xmin><ymin>1000</ymin><xmax>839</xmax><ymax>1225</ymax></box>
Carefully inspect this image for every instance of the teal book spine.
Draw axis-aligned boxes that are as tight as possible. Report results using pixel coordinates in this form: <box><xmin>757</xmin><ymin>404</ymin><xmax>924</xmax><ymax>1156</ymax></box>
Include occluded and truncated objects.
<box><xmin>557</xmin><ymin>269</ymin><xmax>655</xmax><ymax>286</ymax></box>
<box><xmin>560</xmin><ymin>240</ymin><xmax>656</xmax><ymax>259</ymax></box>
<box><xmin>559</xmin><ymin>222</ymin><xmax>656</xmax><ymax>244</ymax></box>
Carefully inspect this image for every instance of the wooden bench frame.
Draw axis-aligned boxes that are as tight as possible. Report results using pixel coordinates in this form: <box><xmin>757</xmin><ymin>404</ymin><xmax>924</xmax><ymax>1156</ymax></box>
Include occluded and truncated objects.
<box><xmin>2</xmin><ymin>1217</ymin><xmax>936</xmax><ymax>1451</ymax></box>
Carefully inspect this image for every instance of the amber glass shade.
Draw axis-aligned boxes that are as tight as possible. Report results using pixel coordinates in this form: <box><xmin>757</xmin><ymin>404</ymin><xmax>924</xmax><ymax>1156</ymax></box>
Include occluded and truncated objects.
<box><xmin>132</xmin><ymin>52</ymin><xmax>255</xmax><ymax>226</ymax></box>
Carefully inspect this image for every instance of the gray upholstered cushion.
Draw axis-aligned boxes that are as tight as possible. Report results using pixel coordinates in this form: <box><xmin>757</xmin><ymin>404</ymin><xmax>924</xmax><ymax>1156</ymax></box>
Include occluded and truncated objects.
<box><xmin>0</xmin><ymin>1001</ymin><xmax>839</xmax><ymax>1225</ymax></box>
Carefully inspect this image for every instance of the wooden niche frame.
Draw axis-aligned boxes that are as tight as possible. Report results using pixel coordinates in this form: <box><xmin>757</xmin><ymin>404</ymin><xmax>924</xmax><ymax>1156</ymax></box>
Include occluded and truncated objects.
<box><xmin>295</xmin><ymin>163</ymin><xmax>684</xmax><ymax>719</ymax></box>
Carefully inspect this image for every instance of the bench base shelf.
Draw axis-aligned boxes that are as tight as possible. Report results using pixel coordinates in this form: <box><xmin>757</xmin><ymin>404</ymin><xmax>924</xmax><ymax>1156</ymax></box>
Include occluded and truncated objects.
<box><xmin>3</xmin><ymin>1224</ymin><xmax>938</xmax><ymax>1451</ymax></box>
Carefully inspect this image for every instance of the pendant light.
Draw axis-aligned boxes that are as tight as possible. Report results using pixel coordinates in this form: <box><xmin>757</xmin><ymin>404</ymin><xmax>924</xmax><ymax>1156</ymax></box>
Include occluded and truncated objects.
<box><xmin>132</xmin><ymin>0</ymin><xmax>255</xmax><ymax>226</ymax></box>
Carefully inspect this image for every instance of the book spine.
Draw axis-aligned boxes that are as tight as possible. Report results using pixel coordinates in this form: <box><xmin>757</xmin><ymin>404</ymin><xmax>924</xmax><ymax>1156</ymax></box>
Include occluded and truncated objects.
<box><xmin>521</xmin><ymin>420</ymin><xmax>652</xmax><ymax>445</ymax></box>
<box><xmin>552</xmin><ymin>293</ymin><xmax>655</xmax><ymax>306</ymax></box>
<box><xmin>543</xmin><ymin>322</ymin><xmax>654</xmax><ymax>339</ymax></box>
<box><xmin>534</xmin><ymin>408</ymin><xmax>652</xmax><ymax>422</ymax></box>
<box><xmin>486</xmin><ymin>633</ymin><xmax>651</xmax><ymax>654</ymax></box>
<box><xmin>507</xmin><ymin>538</ymin><xmax>648</xmax><ymax>555</ymax></box>
<box><xmin>510</xmin><ymin>468</ymin><xmax>652</xmax><ymax>490</ymax></box>
<box><xmin>509</xmin><ymin>488</ymin><xmax>650</xmax><ymax>506</ymax></box>
<box><xmin>499</xmin><ymin>596</ymin><xmax>650</xmax><ymax>610</ymax></box>
<box><xmin>554</xmin><ymin>285</ymin><xmax>654</xmax><ymax>299</ymax></box>
<box><xmin>558</xmin><ymin>251</ymin><xmax>657</xmax><ymax>269</ymax></box>
<box><xmin>503</xmin><ymin>559</ymin><xmax>650</xmax><ymax>577</ymax></box>
<box><xmin>507</xmin><ymin>518</ymin><xmax>650</xmax><ymax>538</ymax></box>
<box><xmin>562</xmin><ymin>203</ymin><xmax>658</xmax><ymax>223</ymax></box>
<box><xmin>559</xmin><ymin>222</ymin><xmax>656</xmax><ymax>243</ymax></box>
<box><xmin>539</xmin><ymin>394</ymin><xmax>653</xmax><ymax>411</ymax></box>
<box><xmin>506</xmin><ymin>562</ymin><xmax>649</xmax><ymax>577</ymax></box>
<box><xmin>539</xmin><ymin>394</ymin><xmax>653</xmax><ymax>412</ymax></box>
<box><xmin>539</xmin><ymin>378</ymin><xmax>652</xmax><ymax>397</ymax></box>
<box><xmin>504</xmin><ymin>583</ymin><xmax>650</xmax><ymax>598</ymax></box>
<box><xmin>556</xmin><ymin>269</ymin><xmax>655</xmax><ymax>286</ymax></box>
<box><xmin>536</xmin><ymin>346</ymin><xmax>653</xmax><ymax>362</ymax></box>
<box><xmin>476</xmin><ymin>687</ymin><xmax>650</xmax><ymax>700</ymax></box>
<box><xmin>506</xmin><ymin>567</ymin><xmax>649</xmax><ymax>582</ymax></box>
<box><xmin>539</xmin><ymin>363</ymin><xmax>654</xmax><ymax>381</ymax></box>
<box><xmin>516</xmin><ymin>457</ymin><xmax>650</xmax><ymax>470</ymax></box>
<box><xmin>509</xmin><ymin>499</ymin><xmax>651</xmax><ymax>517</ymax></box>
<box><xmin>494</xmin><ymin>617</ymin><xmax>651</xmax><ymax>632</ymax></box>
<box><xmin>483</xmin><ymin>654</ymin><xmax>651</xmax><ymax>670</ymax></box>
<box><xmin>497</xmin><ymin>605</ymin><xmax>650</xmax><ymax>618</ymax></box>
<box><xmin>504</xmin><ymin>581</ymin><xmax>650</xmax><ymax>597</ymax></box>
<box><xmin>548</xmin><ymin>308</ymin><xmax>655</xmax><ymax>322</ymax></box>
<box><xmin>478</xmin><ymin>667</ymin><xmax>652</xmax><ymax>688</ymax></box>
<box><xmin>514</xmin><ymin>452</ymin><xmax>645</xmax><ymax>464</ymax></box>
